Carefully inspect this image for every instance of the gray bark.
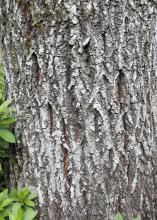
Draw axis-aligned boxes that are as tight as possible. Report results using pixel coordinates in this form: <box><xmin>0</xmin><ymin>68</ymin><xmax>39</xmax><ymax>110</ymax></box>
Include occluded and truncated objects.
<box><xmin>0</xmin><ymin>0</ymin><xmax>157</xmax><ymax>219</ymax></box>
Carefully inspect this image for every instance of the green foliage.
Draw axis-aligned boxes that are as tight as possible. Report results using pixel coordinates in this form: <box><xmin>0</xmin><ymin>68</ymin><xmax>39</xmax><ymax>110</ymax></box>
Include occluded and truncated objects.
<box><xmin>0</xmin><ymin>62</ymin><xmax>14</xmax><ymax>189</ymax></box>
<box><xmin>0</xmin><ymin>61</ymin><xmax>38</xmax><ymax>220</ymax></box>
<box><xmin>9</xmin><ymin>203</ymin><xmax>23</xmax><ymax>220</ymax></box>
<box><xmin>0</xmin><ymin>64</ymin><xmax>4</xmax><ymax>100</ymax></box>
<box><xmin>10</xmin><ymin>187</ymin><xmax>37</xmax><ymax>208</ymax></box>
<box><xmin>0</xmin><ymin>188</ymin><xmax>37</xmax><ymax>220</ymax></box>
<box><xmin>114</xmin><ymin>212</ymin><xmax>139</xmax><ymax>220</ymax></box>
<box><xmin>9</xmin><ymin>203</ymin><xmax>37</xmax><ymax>220</ymax></box>
<box><xmin>114</xmin><ymin>213</ymin><xmax>123</xmax><ymax>220</ymax></box>
<box><xmin>0</xmin><ymin>99</ymin><xmax>16</xmax><ymax>172</ymax></box>
<box><xmin>0</xmin><ymin>62</ymin><xmax>16</xmax><ymax>189</ymax></box>
<box><xmin>0</xmin><ymin>189</ymin><xmax>13</xmax><ymax>219</ymax></box>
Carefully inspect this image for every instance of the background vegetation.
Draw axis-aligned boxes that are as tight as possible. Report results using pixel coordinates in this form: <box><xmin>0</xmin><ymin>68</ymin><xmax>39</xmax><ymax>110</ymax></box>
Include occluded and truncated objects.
<box><xmin>0</xmin><ymin>53</ymin><xmax>37</xmax><ymax>220</ymax></box>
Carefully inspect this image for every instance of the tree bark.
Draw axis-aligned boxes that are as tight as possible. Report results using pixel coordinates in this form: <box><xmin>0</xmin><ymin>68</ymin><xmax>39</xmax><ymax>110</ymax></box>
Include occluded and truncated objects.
<box><xmin>0</xmin><ymin>0</ymin><xmax>157</xmax><ymax>219</ymax></box>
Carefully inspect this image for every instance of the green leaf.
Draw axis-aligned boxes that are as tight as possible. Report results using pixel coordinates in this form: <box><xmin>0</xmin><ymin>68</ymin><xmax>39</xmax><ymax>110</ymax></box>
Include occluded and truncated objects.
<box><xmin>23</xmin><ymin>208</ymin><xmax>37</xmax><ymax>220</ymax></box>
<box><xmin>0</xmin><ymin>129</ymin><xmax>15</xmax><ymax>143</ymax></box>
<box><xmin>21</xmin><ymin>187</ymin><xmax>30</xmax><ymax>197</ymax></box>
<box><xmin>10</xmin><ymin>203</ymin><xmax>20</xmax><ymax>214</ymax></box>
<box><xmin>0</xmin><ymin>189</ymin><xmax>8</xmax><ymax>202</ymax></box>
<box><xmin>0</xmin><ymin>162</ymin><xmax>2</xmax><ymax>172</ymax></box>
<box><xmin>114</xmin><ymin>212</ymin><xmax>124</xmax><ymax>220</ymax></box>
<box><xmin>24</xmin><ymin>199</ymin><xmax>35</xmax><ymax>207</ymax></box>
<box><xmin>0</xmin><ymin>198</ymin><xmax>14</xmax><ymax>208</ymax></box>
<box><xmin>1</xmin><ymin>207</ymin><xmax>11</xmax><ymax>217</ymax></box>
<box><xmin>10</xmin><ymin>188</ymin><xmax>17</xmax><ymax>199</ymax></box>
<box><xmin>0</xmin><ymin>138</ymin><xmax>9</xmax><ymax>149</ymax></box>
<box><xmin>28</xmin><ymin>193</ymin><xmax>37</xmax><ymax>200</ymax></box>
<box><xmin>17</xmin><ymin>207</ymin><xmax>23</xmax><ymax>220</ymax></box>
<box><xmin>0</xmin><ymin>117</ymin><xmax>16</xmax><ymax>126</ymax></box>
<box><xmin>18</xmin><ymin>189</ymin><xmax>25</xmax><ymax>200</ymax></box>
<box><xmin>10</xmin><ymin>203</ymin><xmax>23</xmax><ymax>220</ymax></box>
<box><xmin>9</xmin><ymin>215</ymin><xmax>16</xmax><ymax>220</ymax></box>
<box><xmin>0</xmin><ymin>100</ymin><xmax>11</xmax><ymax>113</ymax></box>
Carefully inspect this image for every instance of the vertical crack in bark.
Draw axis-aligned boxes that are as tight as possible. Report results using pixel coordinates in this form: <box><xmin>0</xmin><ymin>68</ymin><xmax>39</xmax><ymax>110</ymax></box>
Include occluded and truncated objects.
<box><xmin>116</xmin><ymin>69</ymin><xmax>127</xmax><ymax>110</ymax></box>
<box><xmin>61</xmin><ymin>118</ymin><xmax>69</xmax><ymax>176</ymax></box>
<box><xmin>32</xmin><ymin>52</ymin><xmax>40</xmax><ymax>93</ymax></box>
<box><xmin>48</xmin><ymin>102</ymin><xmax>53</xmax><ymax>134</ymax></box>
<box><xmin>23</xmin><ymin>1</ymin><xmax>30</xmax><ymax>20</ymax></box>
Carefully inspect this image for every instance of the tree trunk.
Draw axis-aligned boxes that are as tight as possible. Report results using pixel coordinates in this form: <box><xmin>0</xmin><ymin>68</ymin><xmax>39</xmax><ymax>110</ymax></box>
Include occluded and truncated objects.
<box><xmin>1</xmin><ymin>0</ymin><xmax>157</xmax><ymax>219</ymax></box>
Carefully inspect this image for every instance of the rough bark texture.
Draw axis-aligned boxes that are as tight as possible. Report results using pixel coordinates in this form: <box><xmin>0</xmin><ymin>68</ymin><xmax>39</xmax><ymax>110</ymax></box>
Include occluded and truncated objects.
<box><xmin>1</xmin><ymin>0</ymin><xmax>157</xmax><ymax>219</ymax></box>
